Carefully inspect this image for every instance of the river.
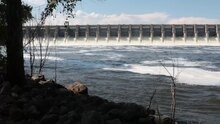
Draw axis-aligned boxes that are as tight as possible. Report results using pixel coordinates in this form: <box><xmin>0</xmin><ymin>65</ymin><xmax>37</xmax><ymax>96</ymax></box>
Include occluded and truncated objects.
<box><xmin>24</xmin><ymin>45</ymin><xmax>220</xmax><ymax>123</ymax></box>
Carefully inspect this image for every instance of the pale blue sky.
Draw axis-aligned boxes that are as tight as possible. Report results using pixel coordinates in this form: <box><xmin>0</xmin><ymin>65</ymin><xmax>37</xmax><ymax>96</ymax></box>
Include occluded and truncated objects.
<box><xmin>23</xmin><ymin>0</ymin><xmax>220</xmax><ymax>25</ymax></box>
<box><xmin>76</xmin><ymin>0</ymin><xmax>219</xmax><ymax>19</ymax></box>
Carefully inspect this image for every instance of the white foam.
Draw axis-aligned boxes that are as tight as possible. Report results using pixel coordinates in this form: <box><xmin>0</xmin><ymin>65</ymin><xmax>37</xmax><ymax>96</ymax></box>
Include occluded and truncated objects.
<box><xmin>49</xmin><ymin>51</ymin><xmax>72</xmax><ymax>54</ymax></box>
<box><xmin>102</xmin><ymin>53</ymin><xmax>124</xmax><ymax>61</ymax></box>
<box><xmin>78</xmin><ymin>50</ymin><xmax>90</xmax><ymax>53</ymax></box>
<box><xmin>84</xmin><ymin>53</ymin><xmax>94</xmax><ymax>56</ymax></box>
<box><xmin>141</xmin><ymin>58</ymin><xmax>216</xmax><ymax>68</ymax></box>
<box><xmin>103</xmin><ymin>64</ymin><xmax>220</xmax><ymax>86</ymax></box>
<box><xmin>141</xmin><ymin>58</ymin><xmax>195</xmax><ymax>66</ymax></box>
<box><xmin>138</xmin><ymin>57</ymin><xmax>219</xmax><ymax>86</ymax></box>
<box><xmin>24</xmin><ymin>54</ymin><xmax>64</xmax><ymax>61</ymax></box>
<box><xmin>23</xmin><ymin>38</ymin><xmax>220</xmax><ymax>47</ymax></box>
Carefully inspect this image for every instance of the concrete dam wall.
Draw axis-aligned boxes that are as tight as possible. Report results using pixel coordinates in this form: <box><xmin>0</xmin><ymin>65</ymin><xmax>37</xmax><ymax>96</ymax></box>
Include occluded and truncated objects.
<box><xmin>23</xmin><ymin>24</ymin><xmax>220</xmax><ymax>46</ymax></box>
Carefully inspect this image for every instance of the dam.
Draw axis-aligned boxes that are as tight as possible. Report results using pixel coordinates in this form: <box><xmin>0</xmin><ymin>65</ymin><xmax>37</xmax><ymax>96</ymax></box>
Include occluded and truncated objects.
<box><xmin>23</xmin><ymin>24</ymin><xmax>220</xmax><ymax>45</ymax></box>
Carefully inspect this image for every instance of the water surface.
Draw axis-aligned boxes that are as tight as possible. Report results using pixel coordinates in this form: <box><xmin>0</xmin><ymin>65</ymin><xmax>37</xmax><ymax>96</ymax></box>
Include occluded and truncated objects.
<box><xmin>24</xmin><ymin>46</ymin><xmax>220</xmax><ymax>123</ymax></box>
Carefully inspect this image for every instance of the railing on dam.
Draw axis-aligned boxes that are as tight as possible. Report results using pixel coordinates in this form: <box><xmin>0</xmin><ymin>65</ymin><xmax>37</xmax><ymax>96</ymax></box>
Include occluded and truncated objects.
<box><xmin>23</xmin><ymin>24</ymin><xmax>220</xmax><ymax>45</ymax></box>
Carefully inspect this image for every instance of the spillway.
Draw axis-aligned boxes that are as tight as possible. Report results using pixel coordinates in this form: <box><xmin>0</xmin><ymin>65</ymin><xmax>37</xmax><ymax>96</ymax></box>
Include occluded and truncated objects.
<box><xmin>23</xmin><ymin>24</ymin><xmax>220</xmax><ymax>46</ymax></box>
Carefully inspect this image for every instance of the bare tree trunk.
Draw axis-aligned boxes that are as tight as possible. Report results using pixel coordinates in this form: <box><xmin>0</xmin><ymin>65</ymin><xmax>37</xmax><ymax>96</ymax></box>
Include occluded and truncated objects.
<box><xmin>29</xmin><ymin>41</ymin><xmax>35</xmax><ymax>76</ymax></box>
<box><xmin>38</xmin><ymin>37</ymin><xmax>49</xmax><ymax>74</ymax></box>
<box><xmin>6</xmin><ymin>0</ymin><xmax>25</xmax><ymax>85</ymax></box>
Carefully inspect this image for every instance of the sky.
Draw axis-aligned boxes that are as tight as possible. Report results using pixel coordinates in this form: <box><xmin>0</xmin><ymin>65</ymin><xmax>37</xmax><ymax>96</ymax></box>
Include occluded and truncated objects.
<box><xmin>22</xmin><ymin>0</ymin><xmax>220</xmax><ymax>25</ymax></box>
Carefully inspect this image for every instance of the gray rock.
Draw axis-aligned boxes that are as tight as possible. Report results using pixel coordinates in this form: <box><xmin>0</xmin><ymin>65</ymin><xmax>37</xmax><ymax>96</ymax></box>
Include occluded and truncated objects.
<box><xmin>0</xmin><ymin>81</ymin><xmax>11</xmax><ymax>95</ymax></box>
<box><xmin>67</xmin><ymin>110</ymin><xmax>78</xmax><ymax>119</ymax></box>
<box><xmin>138</xmin><ymin>117</ymin><xmax>154</xmax><ymax>124</ymax></box>
<box><xmin>59</xmin><ymin>106</ymin><xmax>68</xmax><ymax>114</ymax></box>
<box><xmin>62</xmin><ymin>117</ymin><xmax>78</xmax><ymax>124</ymax></box>
<box><xmin>11</xmin><ymin>92</ymin><xmax>18</xmax><ymax>97</ymax></box>
<box><xmin>26</xmin><ymin>105</ymin><xmax>40</xmax><ymax>119</ymax></box>
<box><xmin>11</xmin><ymin>85</ymin><xmax>22</xmax><ymax>94</ymax></box>
<box><xmin>123</xmin><ymin>103</ymin><xmax>146</xmax><ymax>120</ymax></box>
<box><xmin>16</xmin><ymin>120</ymin><xmax>27</xmax><ymax>124</ymax></box>
<box><xmin>18</xmin><ymin>97</ymin><xmax>28</xmax><ymax>103</ymax></box>
<box><xmin>163</xmin><ymin>117</ymin><xmax>173</xmax><ymax>124</ymax></box>
<box><xmin>66</xmin><ymin>81</ymin><xmax>88</xmax><ymax>95</ymax></box>
<box><xmin>40</xmin><ymin>114</ymin><xmax>58</xmax><ymax>124</ymax></box>
<box><xmin>30</xmin><ymin>88</ymin><xmax>40</xmax><ymax>97</ymax></box>
<box><xmin>154</xmin><ymin>115</ymin><xmax>173</xmax><ymax>124</ymax></box>
<box><xmin>0</xmin><ymin>119</ymin><xmax>5</xmax><ymax>124</ymax></box>
<box><xmin>47</xmin><ymin>106</ymin><xmax>59</xmax><ymax>115</ymax></box>
<box><xmin>9</xmin><ymin>106</ymin><xmax>24</xmax><ymax>121</ymax></box>
<box><xmin>108</xmin><ymin>109</ymin><xmax>122</xmax><ymax>118</ymax></box>
<box><xmin>147</xmin><ymin>108</ymin><xmax>156</xmax><ymax>115</ymax></box>
<box><xmin>81</xmin><ymin>111</ymin><xmax>105</xmax><ymax>124</ymax></box>
<box><xmin>107</xmin><ymin>103</ymin><xmax>146</xmax><ymax>122</ymax></box>
<box><xmin>31</xmin><ymin>73</ymin><xmax>45</xmax><ymax>82</ymax></box>
<box><xmin>57</xmin><ymin>111</ymin><xmax>79</xmax><ymax>124</ymax></box>
<box><xmin>39</xmin><ymin>80</ymin><xmax>55</xmax><ymax>85</ymax></box>
<box><xmin>27</xmin><ymin>119</ymin><xmax>39</xmax><ymax>124</ymax></box>
<box><xmin>106</xmin><ymin>119</ymin><xmax>121</xmax><ymax>124</ymax></box>
<box><xmin>176</xmin><ymin>121</ymin><xmax>187</xmax><ymax>124</ymax></box>
<box><xmin>57</xmin><ymin>88</ymin><xmax>69</xmax><ymax>93</ymax></box>
<box><xmin>56</xmin><ymin>115</ymin><xmax>68</xmax><ymax>124</ymax></box>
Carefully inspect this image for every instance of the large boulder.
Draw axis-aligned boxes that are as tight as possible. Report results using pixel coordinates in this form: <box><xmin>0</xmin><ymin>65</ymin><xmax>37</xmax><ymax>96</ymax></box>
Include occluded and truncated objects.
<box><xmin>31</xmin><ymin>73</ymin><xmax>45</xmax><ymax>82</ymax></box>
<box><xmin>65</xmin><ymin>81</ymin><xmax>88</xmax><ymax>95</ymax></box>
<box><xmin>38</xmin><ymin>80</ymin><xmax>55</xmax><ymax>85</ymax></box>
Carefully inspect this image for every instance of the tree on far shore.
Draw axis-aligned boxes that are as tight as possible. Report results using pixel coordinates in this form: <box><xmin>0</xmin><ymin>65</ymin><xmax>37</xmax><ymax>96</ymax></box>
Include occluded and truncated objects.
<box><xmin>5</xmin><ymin>0</ymin><xmax>81</xmax><ymax>85</ymax></box>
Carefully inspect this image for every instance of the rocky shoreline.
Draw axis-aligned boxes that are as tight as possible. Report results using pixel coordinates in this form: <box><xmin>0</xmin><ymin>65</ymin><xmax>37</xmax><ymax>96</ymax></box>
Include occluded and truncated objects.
<box><xmin>0</xmin><ymin>74</ymin><xmax>175</xmax><ymax>124</ymax></box>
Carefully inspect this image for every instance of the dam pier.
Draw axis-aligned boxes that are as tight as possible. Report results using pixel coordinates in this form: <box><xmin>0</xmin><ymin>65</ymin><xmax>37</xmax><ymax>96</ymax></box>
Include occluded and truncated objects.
<box><xmin>23</xmin><ymin>24</ymin><xmax>220</xmax><ymax>45</ymax></box>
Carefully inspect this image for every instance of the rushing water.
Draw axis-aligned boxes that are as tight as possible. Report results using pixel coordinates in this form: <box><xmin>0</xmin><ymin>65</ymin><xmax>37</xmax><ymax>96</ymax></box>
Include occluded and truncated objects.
<box><xmin>24</xmin><ymin>45</ymin><xmax>220</xmax><ymax>124</ymax></box>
